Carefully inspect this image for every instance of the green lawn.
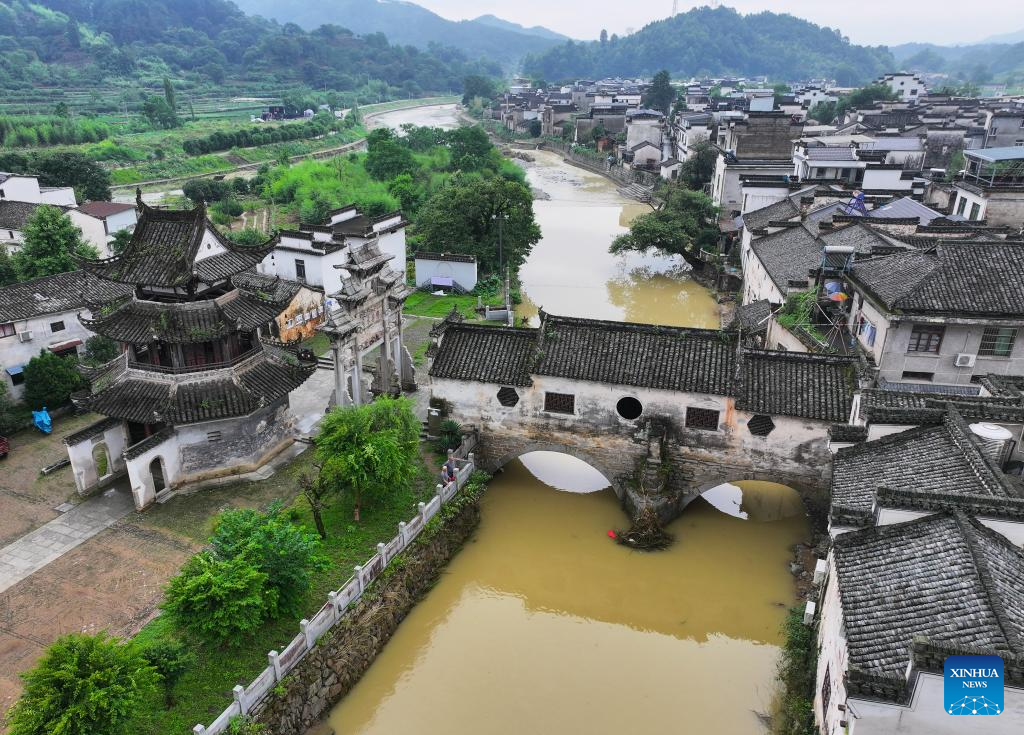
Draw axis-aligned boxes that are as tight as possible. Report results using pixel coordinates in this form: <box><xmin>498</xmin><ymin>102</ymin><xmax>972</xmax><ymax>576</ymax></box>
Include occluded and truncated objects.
<box><xmin>127</xmin><ymin>454</ymin><xmax>437</xmax><ymax>734</ymax></box>
<box><xmin>299</xmin><ymin>332</ymin><xmax>331</xmax><ymax>357</ymax></box>
<box><xmin>404</xmin><ymin>291</ymin><xmax>487</xmax><ymax>319</ymax></box>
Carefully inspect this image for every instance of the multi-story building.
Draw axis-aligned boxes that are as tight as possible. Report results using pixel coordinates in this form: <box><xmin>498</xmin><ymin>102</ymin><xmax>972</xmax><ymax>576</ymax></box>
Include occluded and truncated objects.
<box><xmin>64</xmin><ymin>199</ymin><xmax>316</xmax><ymax>510</ymax></box>
<box><xmin>951</xmin><ymin>147</ymin><xmax>1024</xmax><ymax>225</ymax></box>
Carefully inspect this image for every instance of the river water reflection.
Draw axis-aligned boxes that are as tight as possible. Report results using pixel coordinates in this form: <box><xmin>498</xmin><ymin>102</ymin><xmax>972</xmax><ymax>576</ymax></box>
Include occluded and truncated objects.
<box><xmin>316</xmin><ymin>454</ymin><xmax>808</xmax><ymax>735</ymax></box>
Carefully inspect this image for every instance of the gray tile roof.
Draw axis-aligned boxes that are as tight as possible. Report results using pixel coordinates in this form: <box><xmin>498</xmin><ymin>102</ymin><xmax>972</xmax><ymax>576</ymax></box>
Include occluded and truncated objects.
<box><xmin>0</xmin><ymin>200</ymin><xmax>48</xmax><ymax>230</ymax></box>
<box><xmin>741</xmin><ymin>197</ymin><xmax>799</xmax><ymax>232</ymax></box>
<box><xmin>850</xmin><ymin>242</ymin><xmax>1024</xmax><ymax>317</ymax></box>
<box><xmin>834</xmin><ymin>512</ymin><xmax>1024</xmax><ymax>692</ymax></box>
<box><xmin>430</xmin><ymin>313</ymin><xmax>858</xmax><ymax>421</ymax></box>
<box><xmin>869</xmin><ymin>197</ymin><xmax>945</xmax><ymax>223</ymax></box>
<box><xmin>0</xmin><ymin>271</ymin><xmax>132</xmax><ymax>322</ymax></box>
<box><xmin>830</xmin><ymin>410</ymin><xmax>1020</xmax><ymax>525</ymax></box>
<box><xmin>749</xmin><ymin>225</ymin><xmax>820</xmax><ymax>290</ymax></box>
<box><xmin>77</xmin><ymin>203</ymin><xmax>273</xmax><ymax>289</ymax></box>
<box><xmin>805</xmin><ymin>146</ymin><xmax>858</xmax><ymax>161</ymax></box>
<box><xmin>732</xmin><ymin>299</ymin><xmax>773</xmax><ymax>332</ymax></box>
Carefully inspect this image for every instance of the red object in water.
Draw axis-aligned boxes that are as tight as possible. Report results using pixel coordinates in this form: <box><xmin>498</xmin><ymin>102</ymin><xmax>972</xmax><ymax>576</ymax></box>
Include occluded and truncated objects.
<box><xmin>607</xmin><ymin>529</ymin><xmax>617</xmax><ymax>539</ymax></box>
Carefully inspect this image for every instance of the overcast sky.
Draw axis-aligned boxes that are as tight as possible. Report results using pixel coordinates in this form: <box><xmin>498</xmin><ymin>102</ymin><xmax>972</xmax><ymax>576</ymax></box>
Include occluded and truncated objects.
<box><xmin>411</xmin><ymin>0</ymin><xmax>1019</xmax><ymax>47</ymax></box>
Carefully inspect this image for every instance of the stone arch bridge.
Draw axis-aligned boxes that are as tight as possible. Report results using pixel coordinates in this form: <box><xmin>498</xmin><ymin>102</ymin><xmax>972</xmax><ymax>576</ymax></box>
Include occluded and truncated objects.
<box><xmin>427</xmin><ymin>311</ymin><xmax>861</xmax><ymax>523</ymax></box>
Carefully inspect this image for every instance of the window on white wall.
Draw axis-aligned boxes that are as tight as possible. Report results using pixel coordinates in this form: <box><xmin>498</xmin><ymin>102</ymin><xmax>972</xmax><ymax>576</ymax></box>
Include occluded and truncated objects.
<box><xmin>295</xmin><ymin>259</ymin><xmax>306</xmax><ymax>281</ymax></box>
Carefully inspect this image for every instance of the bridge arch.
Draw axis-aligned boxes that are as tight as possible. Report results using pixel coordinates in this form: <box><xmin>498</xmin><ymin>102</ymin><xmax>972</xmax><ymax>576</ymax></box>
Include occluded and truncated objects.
<box><xmin>491</xmin><ymin>442</ymin><xmax>626</xmax><ymax>500</ymax></box>
<box><xmin>688</xmin><ymin>477</ymin><xmax>807</xmax><ymax>522</ymax></box>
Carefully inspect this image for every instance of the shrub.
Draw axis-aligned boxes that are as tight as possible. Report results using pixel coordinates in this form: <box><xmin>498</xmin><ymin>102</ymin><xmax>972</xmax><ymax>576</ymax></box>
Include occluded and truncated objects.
<box><xmin>162</xmin><ymin>553</ymin><xmax>270</xmax><ymax>645</ymax></box>
<box><xmin>140</xmin><ymin>638</ymin><xmax>194</xmax><ymax>707</ymax></box>
<box><xmin>210</xmin><ymin>502</ymin><xmax>328</xmax><ymax>617</ymax></box>
<box><xmin>83</xmin><ymin>335</ymin><xmax>120</xmax><ymax>366</ymax></box>
<box><xmin>23</xmin><ymin>349</ymin><xmax>84</xmax><ymax>410</ymax></box>
<box><xmin>7</xmin><ymin>633</ymin><xmax>157</xmax><ymax>735</ymax></box>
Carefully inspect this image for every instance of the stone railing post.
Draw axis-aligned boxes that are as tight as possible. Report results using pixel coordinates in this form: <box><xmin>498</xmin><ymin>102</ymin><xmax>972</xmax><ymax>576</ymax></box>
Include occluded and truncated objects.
<box><xmin>417</xmin><ymin>501</ymin><xmax>427</xmax><ymax>524</ymax></box>
<box><xmin>468</xmin><ymin>452</ymin><xmax>475</xmax><ymax>468</ymax></box>
<box><xmin>398</xmin><ymin>521</ymin><xmax>408</xmax><ymax>546</ymax></box>
<box><xmin>193</xmin><ymin>726</ymin><xmax>207</xmax><ymax>734</ymax></box>
<box><xmin>233</xmin><ymin>684</ymin><xmax>247</xmax><ymax>716</ymax></box>
<box><xmin>300</xmin><ymin>619</ymin><xmax>313</xmax><ymax>649</ymax></box>
<box><xmin>353</xmin><ymin>565</ymin><xmax>363</xmax><ymax>594</ymax></box>
<box><xmin>436</xmin><ymin>482</ymin><xmax>445</xmax><ymax>500</ymax></box>
<box><xmin>268</xmin><ymin>650</ymin><xmax>282</xmax><ymax>682</ymax></box>
<box><xmin>376</xmin><ymin>542</ymin><xmax>386</xmax><ymax>562</ymax></box>
<box><xmin>328</xmin><ymin>591</ymin><xmax>341</xmax><ymax>622</ymax></box>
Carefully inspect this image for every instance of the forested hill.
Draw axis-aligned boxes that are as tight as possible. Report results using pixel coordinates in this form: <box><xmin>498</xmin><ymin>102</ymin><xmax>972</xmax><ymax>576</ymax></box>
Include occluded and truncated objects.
<box><xmin>233</xmin><ymin>0</ymin><xmax>563</xmax><ymax>65</ymax></box>
<box><xmin>0</xmin><ymin>0</ymin><xmax>499</xmax><ymax>102</ymax></box>
<box><xmin>524</xmin><ymin>6</ymin><xmax>894</xmax><ymax>84</ymax></box>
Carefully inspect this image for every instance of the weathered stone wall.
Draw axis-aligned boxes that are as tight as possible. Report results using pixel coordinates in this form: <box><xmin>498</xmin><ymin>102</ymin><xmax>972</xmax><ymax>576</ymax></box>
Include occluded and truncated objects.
<box><xmin>432</xmin><ymin>375</ymin><xmax>833</xmax><ymax>524</ymax></box>
<box><xmin>253</xmin><ymin>491</ymin><xmax>482</xmax><ymax>734</ymax></box>
<box><xmin>178</xmin><ymin>399</ymin><xmax>293</xmax><ymax>479</ymax></box>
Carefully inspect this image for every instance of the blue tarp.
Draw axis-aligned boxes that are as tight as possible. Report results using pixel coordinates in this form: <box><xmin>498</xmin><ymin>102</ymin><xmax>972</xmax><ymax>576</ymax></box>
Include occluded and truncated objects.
<box><xmin>32</xmin><ymin>408</ymin><xmax>52</xmax><ymax>434</ymax></box>
<box><xmin>5</xmin><ymin>365</ymin><xmax>24</xmax><ymax>376</ymax></box>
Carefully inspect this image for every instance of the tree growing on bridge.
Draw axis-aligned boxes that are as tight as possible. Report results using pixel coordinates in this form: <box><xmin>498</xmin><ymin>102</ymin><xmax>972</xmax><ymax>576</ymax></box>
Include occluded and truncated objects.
<box><xmin>7</xmin><ymin>632</ymin><xmax>158</xmax><ymax>735</ymax></box>
<box><xmin>315</xmin><ymin>397</ymin><xmax>420</xmax><ymax>521</ymax></box>
<box><xmin>610</xmin><ymin>185</ymin><xmax>718</xmax><ymax>259</ymax></box>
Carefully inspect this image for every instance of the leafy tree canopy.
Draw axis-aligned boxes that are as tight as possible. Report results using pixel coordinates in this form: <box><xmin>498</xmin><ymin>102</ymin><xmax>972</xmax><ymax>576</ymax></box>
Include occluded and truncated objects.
<box><xmin>610</xmin><ymin>186</ymin><xmax>718</xmax><ymax>259</ymax></box>
<box><xmin>315</xmin><ymin>397</ymin><xmax>420</xmax><ymax>521</ymax></box>
<box><xmin>12</xmin><ymin>205</ymin><xmax>98</xmax><ymax>282</ymax></box>
<box><xmin>0</xmin><ymin>151</ymin><xmax>112</xmax><ymax>202</ymax></box>
<box><xmin>7</xmin><ymin>633</ymin><xmax>157</xmax><ymax>735</ymax></box>
<box><xmin>23</xmin><ymin>349</ymin><xmax>85</xmax><ymax>410</ymax></box>
<box><xmin>415</xmin><ymin>175</ymin><xmax>541</xmax><ymax>276</ymax></box>
<box><xmin>643</xmin><ymin>70</ymin><xmax>675</xmax><ymax>114</ymax></box>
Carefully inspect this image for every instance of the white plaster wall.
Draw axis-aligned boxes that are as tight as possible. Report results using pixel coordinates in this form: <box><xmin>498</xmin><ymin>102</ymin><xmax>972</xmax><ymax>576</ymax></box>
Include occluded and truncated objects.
<box><xmin>865</xmin><ymin>424</ymin><xmax>914</xmax><ymax>442</ymax></box>
<box><xmin>952</xmin><ymin>186</ymin><xmax>988</xmax><ymax>221</ymax></box>
<box><xmin>851</xmin><ymin>676</ymin><xmax>1024</xmax><ymax>734</ymax></box>
<box><xmin>814</xmin><ymin>556</ymin><xmax>850</xmax><ymax>735</ymax></box>
<box><xmin>0</xmin><ymin>176</ymin><xmax>40</xmax><ymax>202</ymax></box>
<box><xmin>194</xmin><ymin>225</ymin><xmax>228</xmax><ymax>262</ymax></box>
<box><xmin>38</xmin><ymin>187</ymin><xmax>76</xmax><ymax>206</ymax></box>
<box><xmin>862</xmin><ymin>168</ymin><xmax>906</xmax><ymax>191</ymax></box>
<box><xmin>1</xmin><ymin>308</ymin><xmax>95</xmax><ymax>398</ymax></box>
<box><xmin>106</xmin><ymin>208</ymin><xmax>137</xmax><ymax>235</ymax></box>
<box><xmin>414</xmin><ymin>258</ymin><xmax>477</xmax><ymax>290</ymax></box>
<box><xmin>741</xmin><ymin>247</ymin><xmax>785</xmax><ymax>306</ymax></box>
<box><xmin>846</xmin><ymin>293</ymin><xmax>888</xmax><ymax>364</ymax></box>
<box><xmin>741</xmin><ymin>186</ymin><xmax>789</xmax><ymax>214</ymax></box>
<box><xmin>66</xmin><ymin>211</ymin><xmax>111</xmax><ymax>257</ymax></box>
<box><xmin>768</xmin><ymin>321</ymin><xmax>809</xmax><ymax>353</ymax></box>
<box><xmin>125</xmin><ymin>433</ymin><xmax>182</xmax><ymax>509</ymax></box>
<box><xmin>67</xmin><ymin>422</ymin><xmax>128</xmax><ymax>495</ymax></box>
<box><xmin>376</xmin><ymin>230</ymin><xmax>407</xmax><ymax>276</ymax></box>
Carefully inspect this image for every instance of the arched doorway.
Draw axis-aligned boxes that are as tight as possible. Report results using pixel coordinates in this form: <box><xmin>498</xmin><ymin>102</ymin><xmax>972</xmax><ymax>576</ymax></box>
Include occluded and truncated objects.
<box><xmin>92</xmin><ymin>443</ymin><xmax>111</xmax><ymax>479</ymax></box>
<box><xmin>149</xmin><ymin>456</ymin><xmax>166</xmax><ymax>494</ymax></box>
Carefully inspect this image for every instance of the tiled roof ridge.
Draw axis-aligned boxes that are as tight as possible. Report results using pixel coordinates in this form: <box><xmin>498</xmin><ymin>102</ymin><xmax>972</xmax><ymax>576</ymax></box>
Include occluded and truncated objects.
<box><xmin>833</xmin><ymin>508</ymin><xmax>958</xmax><ymax>550</ymax></box>
<box><xmin>952</xmin><ymin>512</ymin><xmax>1023</xmax><ymax>651</ymax></box>
<box><xmin>542</xmin><ymin>312</ymin><xmax>731</xmax><ymax>339</ymax></box>
<box><xmin>942</xmin><ymin>409</ymin><xmax>1017</xmax><ymax>497</ymax></box>
<box><xmin>876</xmin><ymin>487</ymin><xmax>1024</xmax><ymax>520</ymax></box>
<box><xmin>833</xmin><ymin>423</ymin><xmax>946</xmax><ymax>459</ymax></box>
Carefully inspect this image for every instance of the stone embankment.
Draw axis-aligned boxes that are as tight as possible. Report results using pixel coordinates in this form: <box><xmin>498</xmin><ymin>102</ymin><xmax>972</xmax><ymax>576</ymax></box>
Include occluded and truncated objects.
<box><xmin>253</xmin><ymin>485</ymin><xmax>484</xmax><ymax>734</ymax></box>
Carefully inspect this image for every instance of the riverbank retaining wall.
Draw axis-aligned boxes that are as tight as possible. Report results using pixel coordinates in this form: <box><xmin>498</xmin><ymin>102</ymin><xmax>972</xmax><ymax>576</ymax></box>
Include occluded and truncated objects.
<box><xmin>252</xmin><ymin>480</ymin><xmax>483</xmax><ymax>734</ymax></box>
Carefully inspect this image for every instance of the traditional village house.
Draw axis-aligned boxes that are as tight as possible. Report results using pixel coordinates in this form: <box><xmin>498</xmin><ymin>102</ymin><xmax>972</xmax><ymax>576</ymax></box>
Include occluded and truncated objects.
<box><xmin>66</xmin><ymin>201</ymin><xmax>138</xmax><ymax>258</ymax></box>
<box><xmin>0</xmin><ymin>172</ymin><xmax>76</xmax><ymax>207</ymax></box>
<box><xmin>413</xmin><ymin>252</ymin><xmax>478</xmax><ymax>292</ymax></box>
<box><xmin>982</xmin><ymin>109</ymin><xmax>1024</xmax><ymax>149</ymax></box>
<box><xmin>711</xmin><ymin>112</ymin><xmax>804</xmax><ymax>215</ymax></box>
<box><xmin>0</xmin><ymin>271</ymin><xmax>131</xmax><ymax>398</ymax></box>
<box><xmin>813</xmin><ymin>512</ymin><xmax>1024</xmax><ymax>735</ymax></box>
<box><xmin>63</xmin><ymin>198</ymin><xmax>316</xmax><ymax>510</ymax></box>
<box><xmin>873</xmin><ymin>72</ymin><xmax>928</xmax><ymax>104</ymax></box>
<box><xmin>951</xmin><ymin>147</ymin><xmax>1024</xmax><ymax>225</ymax></box>
<box><xmin>844</xmin><ymin>241</ymin><xmax>1024</xmax><ymax>386</ymax></box>
<box><xmin>672</xmin><ymin>112</ymin><xmax>713</xmax><ymax>161</ymax></box>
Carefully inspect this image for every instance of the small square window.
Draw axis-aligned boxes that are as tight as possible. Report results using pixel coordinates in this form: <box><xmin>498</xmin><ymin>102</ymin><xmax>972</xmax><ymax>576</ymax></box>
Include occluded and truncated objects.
<box><xmin>207</xmin><ymin>430</ymin><xmax>222</xmax><ymax>442</ymax></box>
<box><xmin>686</xmin><ymin>407</ymin><xmax>720</xmax><ymax>431</ymax></box>
<box><xmin>543</xmin><ymin>392</ymin><xmax>575</xmax><ymax>414</ymax></box>
<box><xmin>50</xmin><ymin>320</ymin><xmax>65</xmax><ymax>333</ymax></box>
<box><xmin>908</xmin><ymin>324</ymin><xmax>944</xmax><ymax>353</ymax></box>
<box><xmin>0</xmin><ymin>322</ymin><xmax>14</xmax><ymax>338</ymax></box>
<box><xmin>295</xmin><ymin>259</ymin><xmax>306</xmax><ymax>281</ymax></box>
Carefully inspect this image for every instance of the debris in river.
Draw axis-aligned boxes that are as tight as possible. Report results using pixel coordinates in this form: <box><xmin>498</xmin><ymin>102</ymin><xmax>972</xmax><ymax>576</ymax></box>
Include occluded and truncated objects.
<box><xmin>615</xmin><ymin>506</ymin><xmax>673</xmax><ymax>551</ymax></box>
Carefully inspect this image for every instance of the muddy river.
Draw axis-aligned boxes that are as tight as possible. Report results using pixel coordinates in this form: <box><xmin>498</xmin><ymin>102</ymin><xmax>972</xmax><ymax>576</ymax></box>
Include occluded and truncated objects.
<box><xmin>315</xmin><ymin>455</ymin><xmax>808</xmax><ymax>735</ymax></box>
<box><xmin>310</xmin><ymin>105</ymin><xmax>807</xmax><ymax>734</ymax></box>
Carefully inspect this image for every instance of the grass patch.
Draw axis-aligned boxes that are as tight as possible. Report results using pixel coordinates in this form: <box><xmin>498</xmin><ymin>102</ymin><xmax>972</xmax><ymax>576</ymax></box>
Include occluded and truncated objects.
<box><xmin>126</xmin><ymin>453</ymin><xmax>437</xmax><ymax>734</ymax></box>
<box><xmin>404</xmin><ymin>292</ymin><xmax>483</xmax><ymax>319</ymax></box>
<box><xmin>300</xmin><ymin>332</ymin><xmax>331</xmax><ymax>357</ymax></box>
<box><xmin>772</xmin><ymin>607</ymin><xmax>818</xmax><ymax>735</ymax></box>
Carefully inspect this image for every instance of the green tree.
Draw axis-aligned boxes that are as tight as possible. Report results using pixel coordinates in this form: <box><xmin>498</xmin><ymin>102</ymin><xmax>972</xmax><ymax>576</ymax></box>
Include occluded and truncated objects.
<box><xmin>0</xmin><ymin>247</ymin><xmax>17</xmax><ymax>286</ymax></box>
<box><xmin>142</xmin><ymin>96</ymin><xmax>179</xmax><ymax>129</ymax></box>
<box><xmin>677</xmin><ymin>141</ymin><xmax>718</xmax><ymax>190</ymax></box>
<box><xmin>7</xmin><ymin>633</ymin><xmax>157</xmax><ymax>735</ymax></box>
<box><xmin>162</xmin><ymin>553</ymin><xmax>269</xmax><ymax>644</ymax></box>
<box><xmin>209</xmin><ymin>502</ymin><xmax>328</xmax><ymax>617</ymax></box>
<box><xmin>13</xmin><ymin>205</ymin><xmax>97</xmax><ymax>281</ymax></box>
<box><xmin>0</xmin><ymin>151</ymin><xmax>113</xmax><ymax>202</ymax></box>
<box><xmin>415</xmin><ymin>176</ymin><xmax>541</xmax><ymax>276</ymax></box>
<box><xmin>141</xmin><ymin>638</ymin><xmax>193</xmax><ymax>707</ymax></box>
<box><xmin>610</xmin><ymin>186</ymin><xmax>718</xmax><ymax>258</ymax></box>
<box><xmin>447</xmin><ymin>125</ymin><xmax>492</xmax><ymax>170</ymax></box>
<box><xmin>364</xmin><ymin>128</ymin><xmax>418</xmax><ymax>181</ymax></box>
<box><xmin>315</xmin><ymin>397</ymin><xmax>420</xmax><ymax>521</ymax></box>
<box><xmin>23</xmin><ymin>350</ymin><xmax>85</xmax><ymax>410</ymax></box>
<box><xmin>643</xmin><ymin>70</ymin><xmax>674</xmax><ymax>114</ymax></box>
<box><xmin>0</xmin><ymin>381</ymin><xmax>30</xmax><ymax>436</ymax></box>
<box><xmin>462</xmin><ymin>74</ymin><xmax>496</xmax><ymax>105</ymax></box>
<box><xmin>110</xmin><ymin>228</ymin><xmax>133</xmax><ymax>255</ymax></box>
<box><xmin>599</xmin><ymin>29</ymin><xmax>608</xmax><ymax>45</ymax></box>
<box><xmin>162</xmin><ymin>76</ymin><xmax>177</xmax><ymax>111</ymax></box>
<box><xmin>83</xmin><ymin>335</ymin><xmax>120</xmax><ymax>366</ymax></box>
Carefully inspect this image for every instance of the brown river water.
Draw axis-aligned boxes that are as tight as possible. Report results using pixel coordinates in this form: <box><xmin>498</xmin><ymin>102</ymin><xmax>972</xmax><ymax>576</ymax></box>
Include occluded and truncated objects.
<box><xmin>311</xmin><ymin>106</ymin><xmax>808</xmax><ymax>734</ymax></box>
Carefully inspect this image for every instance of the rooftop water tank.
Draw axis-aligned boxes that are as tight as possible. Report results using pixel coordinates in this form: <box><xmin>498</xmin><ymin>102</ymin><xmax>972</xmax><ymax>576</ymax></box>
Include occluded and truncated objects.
<box><xmin>969</xmin><ymin>422</ymin><xmax>1013</xmax><ymax>467</ymax></box>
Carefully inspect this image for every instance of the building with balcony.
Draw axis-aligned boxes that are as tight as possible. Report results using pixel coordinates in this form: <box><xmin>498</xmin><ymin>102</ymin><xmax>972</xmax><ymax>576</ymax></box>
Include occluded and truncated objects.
<box><xmin>951</xmin><ymin>147</ymin><xmax>1024</xmax><ymax>226</ymax></box>
<box><xmin>63</xmin><ymin>199</ymin><xmax>316</xmax><ymax>510</ymax></box>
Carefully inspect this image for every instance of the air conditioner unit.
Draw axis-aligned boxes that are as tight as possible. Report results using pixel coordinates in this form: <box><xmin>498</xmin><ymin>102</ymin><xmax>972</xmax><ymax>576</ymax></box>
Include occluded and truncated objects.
<box><xmin>955</xmin><ymin>353</ymin><xmax>976</xmax><ymax>368</ymax></box>
<box><xmin>17</xmin><ymin>330</ymin><xmax>33</xmax><ymax>342</ymax></box>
